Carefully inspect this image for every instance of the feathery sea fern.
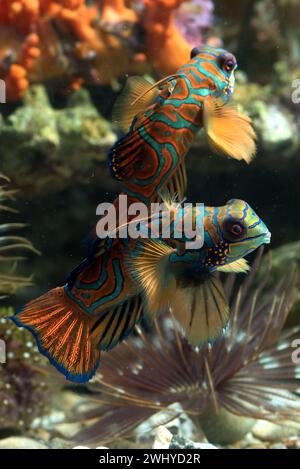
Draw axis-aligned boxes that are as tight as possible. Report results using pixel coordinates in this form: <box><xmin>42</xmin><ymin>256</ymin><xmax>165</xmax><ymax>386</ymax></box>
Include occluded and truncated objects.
<box><xmin>70</xmin><ymin>251</ymin><xmax>300</xmax><ymax>445</ymax></box>
<box><xmin>0</xmin><ymin>175</ymin><xmax>39</xmax><ymax>296</ymax></box>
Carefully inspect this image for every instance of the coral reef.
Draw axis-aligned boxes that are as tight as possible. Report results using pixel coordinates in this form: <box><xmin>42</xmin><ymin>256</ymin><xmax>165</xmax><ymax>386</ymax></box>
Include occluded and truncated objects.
<box><xmin>68</xmin><ymin>252</ymin><xmax>300</xmax><ymax>446</ymax></box>
<box><xmin>142</xmin><ymin>0</ymin><xmax>194</xmax><ymax>74</ymax></box>
<box><xmin>0</xmin><ymin>85</ymin><xmax>115</xmax><ymax>194</ymax></box>
<box><xmin>0</xmin><ymin>0</ymin><xmax>215</xmax><ymax>101</ymax></box>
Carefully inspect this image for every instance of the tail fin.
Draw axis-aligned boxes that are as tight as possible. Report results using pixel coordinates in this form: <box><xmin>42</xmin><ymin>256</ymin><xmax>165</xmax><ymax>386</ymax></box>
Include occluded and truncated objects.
<box><xmin>10</xmin><ymin>287</ymin><xmax>100</xmax><ymax>383</ymax></box>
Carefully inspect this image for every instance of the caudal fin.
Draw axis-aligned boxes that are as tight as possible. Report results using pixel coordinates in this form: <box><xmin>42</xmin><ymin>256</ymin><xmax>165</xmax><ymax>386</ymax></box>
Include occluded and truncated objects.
<box><xmin>10</xmin><ymin>287</ymin><xmax>100</xmax><ymax>383</ymax></box>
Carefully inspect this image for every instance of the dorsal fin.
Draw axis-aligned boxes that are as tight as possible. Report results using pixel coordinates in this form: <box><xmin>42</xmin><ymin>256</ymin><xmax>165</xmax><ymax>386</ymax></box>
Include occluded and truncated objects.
<box><xmin>112</xmin><ymin>76</ymin><xmax>159</xmax><ymax>133</ymax></box>
<box><xmin>112</xmin><ymin>74</ymin><xmax>180</xmax><ymax>133</ymax></box>
<box><xmin>130</xmin><ymin>74</ymin><xmax>180</xmax><ymax>106</ymax></box>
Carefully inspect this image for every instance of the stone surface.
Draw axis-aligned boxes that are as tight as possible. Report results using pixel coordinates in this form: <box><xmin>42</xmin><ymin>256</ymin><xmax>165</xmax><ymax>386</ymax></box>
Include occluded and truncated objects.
<box><xmin>170</xmin><ymin>436</ymin><xmax>217</xmax><ymax>450</ymax></box>
<box><xmin>252</xmin><ymin>420</ymin><xmax>300</xmax><ymax>442</ymax></box>
<box><xmin>152</xmin><ymin>426</ymin><xmax>173</xmax><ymax>449</ymax></box>
<box><xmin>136</xmin><ymin>404</ymin><xmax>202</xmax><ymax>446</ymax></box>
<box><xmin>0</xmin><ymin>436</ymin><xmax>48</xmax><ymax>449</ymax></box>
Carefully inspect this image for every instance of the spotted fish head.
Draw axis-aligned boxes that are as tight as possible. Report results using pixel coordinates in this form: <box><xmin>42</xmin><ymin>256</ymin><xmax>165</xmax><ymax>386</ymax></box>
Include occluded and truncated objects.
<box><xmin>203</xmin><ymin>199</ymin><xmax>271</xmax><ymax>269</ymax></box>
<box><xmin>185</xmin><ymin>45</ymin><xmax>237</xmax><ymax>104</ymax></box>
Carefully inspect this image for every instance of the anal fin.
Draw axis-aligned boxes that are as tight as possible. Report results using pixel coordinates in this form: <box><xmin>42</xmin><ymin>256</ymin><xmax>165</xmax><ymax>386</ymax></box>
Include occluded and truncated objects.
<box><xmin>90</xmin><ymin>296</ymin><xmax>143</xmax><ymax>351</ymax></box>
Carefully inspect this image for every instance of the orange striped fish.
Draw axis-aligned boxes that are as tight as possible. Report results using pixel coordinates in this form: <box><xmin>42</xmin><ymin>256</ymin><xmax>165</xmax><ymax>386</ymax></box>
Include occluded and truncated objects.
<box><xmin>109</xmin><ymin>46</ymin><xmax>256</xmax><ymax>203</ymax></box>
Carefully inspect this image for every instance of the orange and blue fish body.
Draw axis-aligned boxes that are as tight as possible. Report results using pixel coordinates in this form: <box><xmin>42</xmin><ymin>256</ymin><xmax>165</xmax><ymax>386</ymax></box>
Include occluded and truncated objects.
<box><xmin>11</xmin><ymin>198</ymin><xmax>270</xmax><ymax>383</ymax></box>
<box><xmin>109</xmin><ymin>46</ymin><xmax>256</xmax><ymax>203</ymax></box>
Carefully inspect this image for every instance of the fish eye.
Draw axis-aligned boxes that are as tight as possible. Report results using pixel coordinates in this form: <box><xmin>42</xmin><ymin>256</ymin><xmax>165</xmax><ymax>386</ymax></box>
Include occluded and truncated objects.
<box><xmin>218</xmin><ymin>53</ymin><xmax>236</xmax><ymax>73</ymax></box>
<box><xmin>222</xmin><ymin>218</ymin><xmax>246</xmax><ymax>241</ymax></box>
<box><xmin>224</xmin><ymin>59</ymin><xmax>234</xmax><ymax>72</ymax></box>
<box><xmin>230</xmin><ymin>223</ymin><xmax>244</xmax><ymax>237</ymax></box>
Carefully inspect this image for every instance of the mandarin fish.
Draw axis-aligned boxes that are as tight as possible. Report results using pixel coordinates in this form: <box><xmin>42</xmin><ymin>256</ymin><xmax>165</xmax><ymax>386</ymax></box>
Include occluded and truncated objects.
<box><xmin>109</xmin><ymin>46</ymin><xmax>256</xmax><ymax>203</ymax></box>
<box><xmin>11</xmin><ymin>198</ymin><xmax>270</xmax><ymax>383</ymax></box>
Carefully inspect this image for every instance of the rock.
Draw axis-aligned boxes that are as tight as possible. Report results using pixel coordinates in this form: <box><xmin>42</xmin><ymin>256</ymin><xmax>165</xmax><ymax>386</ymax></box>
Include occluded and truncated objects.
<box><xmin>49</xmin><ymin>438</ymin><xmax>78</xmax><ymax>449</ymax></box>
<box><xmin>252</xmin><ymin>420</ymin><xmax>300</xmax><ymax>442</ymax></box>
<box><xmin>136</xmin><ymin>404</ymin><xmax>202</xmax><ymax>445</ymax></box>
<box><xmin>246</xmin><ymin>444</ymin><xmax>268</xmax><ymax>449</ymax></box>
<box><xmin>53</xmin><ymin>422</ymin><xmax>83</xmax><ymax>439</ymax></box>
<box><xmin>0</xmin><ymin>437</ymin><xmax>48</xmax><ymax>449</ymax></box>
<box><xmin>253</xmin><ymin>102</ymin><xmax>296</xmax><ymax>152</ymax></box>
<box><xmin>295</xmin><ymin>440</ymin><xmax>300</xmax><ymax>449</ymax></box>
<box><xmin>269</xmin><ymin>443</ymin><xmax>288</xmax><ymax>449</ymax></box>
<box><xmin>229</xmin><ymin>432</ymin><xmax>264</xmax><ymax>449</ymax></box>
<box><xmin>31</xmin><ymin>410</ymin><xmax>65</xmax><ymax>430</ymax></box>
<box><xmin>152</xmin><ymin>426</ymin><xmax>173</xmax><ymax>449</ymax></box>
<box><xmin>170</xmin><ymin>436</ymin><xmax>217</xmax><ymax>449</ymax></box>
<box><xmin>0</xmin><ymin>85</ymin><xmax>115</xmax><ymax>194</ymax></box>
<box><xmin>197</xmin><ymin>401</ymin><xmax>256</xmax><ymax>445</ymax></box>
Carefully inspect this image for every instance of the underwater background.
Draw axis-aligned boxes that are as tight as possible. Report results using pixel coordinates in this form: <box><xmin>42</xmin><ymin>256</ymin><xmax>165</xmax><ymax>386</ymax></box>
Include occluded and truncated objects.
<box><xmin>0</xmin><ymin>0</ymin><xmax>300</xmax><ymax>449</ymax></box>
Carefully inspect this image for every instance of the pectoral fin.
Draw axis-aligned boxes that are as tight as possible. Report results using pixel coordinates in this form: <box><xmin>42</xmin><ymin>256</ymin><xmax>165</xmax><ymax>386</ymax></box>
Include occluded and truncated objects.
<box><xmin>203</xmin><ymin>97</ymin><xmax>256</xmax><ymax>164</ymax></box>
<box><xmin>126</xmin><ymin>239</ymin><xmax>176</xmax><ymax>318</ymax></box>
<box><xmin>171</xmin><ymin>274</ymin><xmax>230</xmax><ymax>346</ymax></box>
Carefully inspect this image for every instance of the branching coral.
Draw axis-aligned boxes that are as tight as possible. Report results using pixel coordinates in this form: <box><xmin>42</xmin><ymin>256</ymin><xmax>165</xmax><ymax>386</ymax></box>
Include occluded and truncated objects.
<box><xmin>98</xmin><ymin>0</ymin><xmax>138</xmax><ymax>24</ymax></box>
<box><xmin>69</xmin><ymin>251</ymin><xmax>300</xmax><ymax>446</ymax></box>
<box><xmin>3</xmin><ymin>32</ymin><xmax>40</xmax><ymax>101</ymax></box>
<box><xmin>143</xmin><ymin>0</ymin><xmax>192</xmax><ymax>74</ymax></box>
<box><xmin>0</xmin><ymin>1</ymin><xmax>40</xmax><ymax>35</ymax></box>
<box><xmin>0</xmin><ymin>0</ymin><xmax>215</xmax><ymax>100</ymax></box>
<box><xmin>0</xmin><ymin>1</ymin><xmax>41</xmax><ymax>100</ymax></box>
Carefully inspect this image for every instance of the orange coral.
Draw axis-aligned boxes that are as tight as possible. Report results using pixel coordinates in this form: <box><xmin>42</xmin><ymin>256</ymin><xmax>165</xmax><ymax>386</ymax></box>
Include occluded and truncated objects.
<box><xmin>98</xmin><ymin>0</ymin><xmax>137</xmax><ymax>23</ymax></box>
<box><xmin>0</xmin><ymin>32</ymin><xmax>41</xmax><ymax>101</ymax></box>
<box><xmin>58</xmin><ymin>1</ymin><xmax>144</xmax><ymax>84</ymax></box>
<box><xmin>20</xmin><ymin>32</ymin><xmax>40</xmax><ymax>70</ymax></box>
<box><xmin>0</xmin><ymin>0</ymin><xmax>205</xmax><ymax>101</ymax></box>
<box><xmin>5</xmin><ymin>64</ymin><xmax>29</xmax><ymax>101</ymax></box>
<box><xmin>0</xmin><ymin>0</ymin><xmax>40</xmax><ymax>34</ymax></box>
<box><xmin>58</xmin><ymin>3</ymin><xmax>103</xmax><ymax>52</ymax></box>
<box><xmin>143</xmin><ymin>0</ymin><xmax>192</xmax><ymax>74</ymax></box>
<box><xmin>0</xmin><ymin>1</ymin><xmax>42</xmax><ymax>100</ymax></box>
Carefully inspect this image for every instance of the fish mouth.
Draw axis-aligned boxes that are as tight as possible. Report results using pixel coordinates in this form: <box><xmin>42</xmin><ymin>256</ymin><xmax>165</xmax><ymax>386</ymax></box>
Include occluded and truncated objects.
<box><xmin>263</xmin><ymin>232</ymin><xmax>271</xmax><ymax>244</ymax></box>
<box><xmin>224</xmin><ymin>71</ymin><xmax>235</xmax><ymax>96</ymax></box>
